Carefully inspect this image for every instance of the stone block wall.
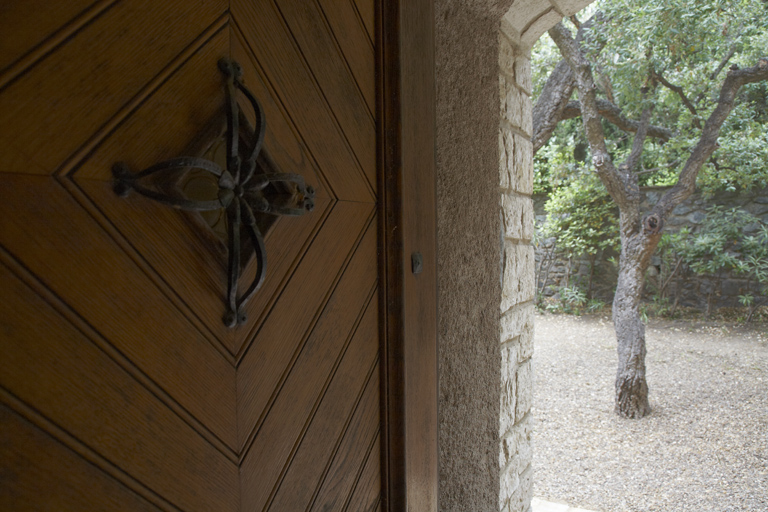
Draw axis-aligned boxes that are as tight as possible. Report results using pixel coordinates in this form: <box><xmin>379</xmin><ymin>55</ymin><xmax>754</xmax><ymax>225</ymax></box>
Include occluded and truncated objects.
<box><xmin>534</xmin><ymin>187</ymin><xmax>768</xmax><ymax>310</ymax></box>
<box><xmin>497</xmin><ymin>2</ymin><xmax>594</xmax><ymax>509</ymax></box>
<box><xmin>435</xmin><ymin>1</ymin><xmax>594</xmax><ymax>510</ymax></box>
<box><xmin>498</xmin><ymin>20</ymin><xmax>536</xmax><ymax>512</ymax></box>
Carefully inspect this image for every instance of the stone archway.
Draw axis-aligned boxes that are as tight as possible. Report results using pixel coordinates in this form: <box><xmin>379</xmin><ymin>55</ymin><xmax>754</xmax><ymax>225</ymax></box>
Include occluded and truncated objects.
<box><xmin>498</xmin><ymin>3</ymin><xmax>595</xmax><ymax>511</ymax></box>
<box><xmin>434</xmin><ymin>1</ymin><xmax>593</xmax><ymax>511</ymax></box>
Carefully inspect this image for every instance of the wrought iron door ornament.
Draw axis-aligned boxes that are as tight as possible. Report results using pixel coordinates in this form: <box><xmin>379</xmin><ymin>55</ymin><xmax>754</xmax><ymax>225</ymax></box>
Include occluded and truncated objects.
<box><xmin>113</xmin><ymin>59</ymin><xmax>315</xmax><ymax>327</ymax></box>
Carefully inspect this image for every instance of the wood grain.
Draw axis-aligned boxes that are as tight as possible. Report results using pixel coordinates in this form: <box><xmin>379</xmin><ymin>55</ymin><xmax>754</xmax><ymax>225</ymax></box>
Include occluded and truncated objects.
<box><xmin>345</xmin><ymin>434</ymin><xmax>382</xmax><ymax>512</ymax></box>
<box><xmin>58</xmin><ymin>14</ymin><xmax>229</xmax><ymax>179</ymax></box>
<box><xmin>378</xmin><ymin>1</ymin><xmax>439</xmax><ymax>510</ymax></box>
<box><xmin>273</xmin><ymin>0</ymin><xmax>376</xmax><ymax>182</ymax></box>
<box><xmin>0</xmin><ymin>260</ymin><xmax>238</xmax><ymax>512</ymax></box>
<box><xmin>354</xmin><ymin>0</ymin><xmax>376</xmax><ymax>43</ymax></box>
<box><xmin>71</xmin><ymin>27</ymin><xmax>232</xmax><ymax>352</ymax></box>
<box><xmin>378</xmin><ymin>1</ymin><xmax>406</xmax><ymax>508</ymax></box>
<box><xmin>400</xmin><ymin>1</ymin><xmax>439</xmax><ymax>511</ymax></box>
<box><xmin>72</xmin><ymin>28</ymin><xmax>229</xmax><ymax>181</ymax></box>
<box><xmin>310</xmin><ymin>364</ymin><xmax>381</xmax><ymax>512</ymax></box>
<box><xmin>0</xmin><ymin>403</ymin><xmax>163</xmax><ymax>512</ymax></box>
<box><xmin>0</xmin><ymin>0</ymin><xmax>114</xmax><ymax>82</ymax></box>
<box><xmin>237</xmin><ymin>204</ymin><xmax>375</xmax><ymax>447</ymax></box>
<box><xmin>0</xmin><ymin>0</ymin><xmax>227</xmax><ymax>176</ymax></box>
<box><xmin>231</xmin><ymin>33</ymin><xmax>335</xmax><ymax>199</ymax></box>
<box><xmin>231</xmin><ymin>4</ymin><xmax>375</xmax><ymax>201</ymax></box>
<box><xmin>317</xmin><ymin>0</ymin><xmax>376</xmax><ymax>115</ymax></box>
<box><xmin>233</xmin><ymin>193</ymin><xmax>334</xmax><ymax>357</ymax></box>
<box><xmin>240</xmin><ymin>282</ymin><xmax>378</xmax><ymax>511</ymax></box>
<box><xmin>71</xmin><ymin>27</ymin><xmax>333</xmax><ymax>356</ymax></box>
<box><xmin>0</xmin><ymin>1</ymin><xmax>395</xmax><ymax>509</ymax></box>
<box><xmin>0</xmin><ymin>175</ymin><xmax>237</xmax><ymax>448</ymax></box>
<box><xmin>267</xmin><ymin>309</ymin><xmax>379</xmax><ymax>511</ymax></box>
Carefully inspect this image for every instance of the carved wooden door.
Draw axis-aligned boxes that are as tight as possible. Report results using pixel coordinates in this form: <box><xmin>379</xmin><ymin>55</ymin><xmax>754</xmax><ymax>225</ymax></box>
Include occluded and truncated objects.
<box><xmin>0</xmin><ymin>1</ymin><xmax>382</xmax><ymax>510</ymax></box>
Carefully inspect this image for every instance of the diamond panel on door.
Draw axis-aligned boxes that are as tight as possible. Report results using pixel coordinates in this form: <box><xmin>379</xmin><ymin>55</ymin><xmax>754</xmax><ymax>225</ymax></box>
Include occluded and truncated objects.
<box><xmin>0</xmin><ymin>0</ymin><xmax>381</xmax><ymax>510</ymax></box>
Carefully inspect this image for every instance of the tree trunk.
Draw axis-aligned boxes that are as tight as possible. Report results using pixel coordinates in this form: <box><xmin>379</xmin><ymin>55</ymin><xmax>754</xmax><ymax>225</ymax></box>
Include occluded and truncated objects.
<box><xmin>548</xmin><ymin>19</ymin><xmax>768</xmax><ymax>420</ymax></box>
<box><xmin>612</xmin><ymin>233</ymin><xmax>653</xmax><ymax>418</ymax></box>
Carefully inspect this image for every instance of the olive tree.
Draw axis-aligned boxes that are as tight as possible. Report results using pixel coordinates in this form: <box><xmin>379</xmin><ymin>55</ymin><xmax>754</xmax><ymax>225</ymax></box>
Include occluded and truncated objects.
<box><xmin>532</xmin><ymin>0</ymin><xmax>768</xmax><ymax>417</ymax></box>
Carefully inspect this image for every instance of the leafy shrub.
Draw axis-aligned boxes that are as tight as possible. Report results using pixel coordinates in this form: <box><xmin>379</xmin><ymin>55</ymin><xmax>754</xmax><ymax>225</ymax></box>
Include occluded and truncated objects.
<box><xmin>655</xmin><ymin>206</ymin><xmax>768</xmax><ymax>320</ymax></box>
<box><xmin>543</xmin><ymin>171</ymin><xmax>620</xmax><ymax>260</ymax></box>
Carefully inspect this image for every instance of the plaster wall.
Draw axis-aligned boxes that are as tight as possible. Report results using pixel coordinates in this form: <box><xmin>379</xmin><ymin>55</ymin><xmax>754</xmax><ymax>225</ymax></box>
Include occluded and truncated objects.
<box><xmin>434</xmin><ymin>1</ymin><xmax>593</xmax><ymax>511</ymax></box>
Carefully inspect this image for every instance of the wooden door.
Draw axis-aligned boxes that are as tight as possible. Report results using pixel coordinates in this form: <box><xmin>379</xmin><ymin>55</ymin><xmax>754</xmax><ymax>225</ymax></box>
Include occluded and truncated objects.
<box><xmin>0</xmin><ymin>1</ymin><xmax>389</xmax><ymax>510</ymax></box>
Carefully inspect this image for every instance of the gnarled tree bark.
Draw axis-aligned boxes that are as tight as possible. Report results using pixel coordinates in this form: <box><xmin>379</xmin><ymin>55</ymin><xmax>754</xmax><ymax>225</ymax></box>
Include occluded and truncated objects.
<box><xmin>559</xmin><ymin>99</ymin><xmax>673</xmax><ymax>142</ymax></box>
<box><xmin>532</xmin><ymin>59</ymin><xmax>575</xmax><ymax>153</ymax></box>
<box><xmin>532</xmin><ymin>14</ymin><xmax>604</xmax><ymax>154</ymax></box>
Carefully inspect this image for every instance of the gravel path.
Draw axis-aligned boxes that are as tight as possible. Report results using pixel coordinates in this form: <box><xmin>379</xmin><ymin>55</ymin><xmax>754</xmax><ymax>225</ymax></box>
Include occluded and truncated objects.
<box><xmin>532</xmin><ymin>312</ymin><xmax>768</xmax><ymax>512</ymax></box>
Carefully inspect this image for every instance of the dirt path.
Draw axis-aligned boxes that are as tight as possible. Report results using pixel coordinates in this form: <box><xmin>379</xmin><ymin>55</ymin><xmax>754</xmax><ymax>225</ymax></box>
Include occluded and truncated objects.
<box><xmin>532</xmin><ymin>312</ymin><xmax>768</xmax><ymax>512</ymax></box>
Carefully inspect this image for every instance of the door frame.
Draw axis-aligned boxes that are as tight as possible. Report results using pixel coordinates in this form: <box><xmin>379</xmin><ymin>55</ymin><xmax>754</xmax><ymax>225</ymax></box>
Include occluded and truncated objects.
<box><xmin>378</xmin><ymin>1</ymin><xmax>438</xmax><ymax>510</ymax></box>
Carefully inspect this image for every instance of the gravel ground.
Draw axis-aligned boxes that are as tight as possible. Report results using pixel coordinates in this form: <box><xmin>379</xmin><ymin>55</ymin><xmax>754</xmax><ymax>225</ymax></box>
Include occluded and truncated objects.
<box><xmin>532</xmin><ymin>312</ymin><xmax>768</xmax><ymax>512</ymax></box>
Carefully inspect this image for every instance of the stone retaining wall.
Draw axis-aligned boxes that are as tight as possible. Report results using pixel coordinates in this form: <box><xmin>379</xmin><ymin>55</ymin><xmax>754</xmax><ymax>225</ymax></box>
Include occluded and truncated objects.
<box><xmin>534</xmin><ymin>187</ymin><xmax>768</xmax><ymax>310</ymax></box>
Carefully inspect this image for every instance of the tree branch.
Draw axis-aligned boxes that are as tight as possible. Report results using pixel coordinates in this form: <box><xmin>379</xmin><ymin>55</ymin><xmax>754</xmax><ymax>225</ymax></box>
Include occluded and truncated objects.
<box><xmin>709</xmin><ymin>24</ymin><xmax>746</xmax><ymax>81</ymax></box>
<box><xmin>638</xmin><ymin>160</ymin><xmax>680</xmax><ymax>175</ymax></box>
<box><xmin>653</xmin><ymin>58</ymin><xmax>768</xmax><ymax>219</ymax></box>
<box><xmin>710</xmin><ymin>44</ymin><xmax>739</xmax><ymax>81</ymax></box>
<box><xmin>549</xmin><ymin>21</ymin><xmax>634</xmax><ymax>209</ymax></box>
<box><xmin>532</xmin><ymin>14</ymin><xmax>603</xmax><ymax>154</ymax></box>
<box><xmin>560</xmin><ymin>99</ymin><xmax>674</xmax><ymax>142</ymax></box>
<box><xmin>569</xmin><ymin>15</ymin><xmax>582</xmax><ymax>29</ymax></box>
<box><xmin>624</xmin><ymin>105</ymin><xmax>652</xmax><ymax>173</ymax></box>
<box><xmin>532</xmin><ymin>60</ymin><xmax>575</xmax><ymax>153</ymax></box>
<box><xmin>710</xmin><ymin>156</ymin><xmax>735</xmax><ymax>173</ymax></box>
<box><xmin>653</xmin><ymin>69</ymin><xmax>700</xmax><ymax>126</ymax></box>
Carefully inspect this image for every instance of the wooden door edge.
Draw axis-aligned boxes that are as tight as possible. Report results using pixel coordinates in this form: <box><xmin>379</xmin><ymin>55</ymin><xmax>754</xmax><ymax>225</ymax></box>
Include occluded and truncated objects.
<box><xmin>377</xmin><ymin>0</ymin><xmax>438</xmax><ymax>511</ymax></box>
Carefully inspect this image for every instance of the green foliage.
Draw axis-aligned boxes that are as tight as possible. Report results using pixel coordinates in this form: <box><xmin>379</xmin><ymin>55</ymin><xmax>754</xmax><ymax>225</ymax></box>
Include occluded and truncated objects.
<box><xmin>534</xmin><ymin>112</ymin><xmax>620</xmax><ymax>262</ymax></box>
<box><xmin>535</xmin><ymin>170</ymin><xmax>618</xmax><ymax>314</ymax></box>
<box><xmin>559</xmin><ymin>285</ymin><xmax>587</xmax><ymax>309</ymax></box>
<box><xmin>593</xmin><ymin>0</ymin><xmax>768</xmax><ymax>192</ymax></box>
<box><xmin>531</xmin><ymin>0</ymin><xmax>768</xmax><ymax>321</ymax></box>
<box><xmin>542</xmin><ymin>170</ymin><xmax>620</xmax><ymax>259</ymax></box>
<box><xmin>658</xmin><ymin>206</ymin><xmax>768</xmax><ymax>319</ymax></box>
<box><xmin>532</xmin><ymin>0</ymin><xmax>768</xmax><ymax>196</ymax></box>
<box><xmin>681</xmin><ymin>206</ymin><xmax>748</xmax><ymax>276</ymax></box>
<box><xmin>587</xmin><ymin>297</ymin><xmax>608</xmax><ymax>313</ymax></box>
<box><xmin>533</xmin><ymin>119</ymin><xmax>586</xmax><ymax>195</ymax></box>
<box><xmin>645</xmin><ymin>226</ymin><xmax>693</xmax><ymax>313</ymax></box>
<box><xmin>540</xmin><ymin>284</ymin><xmax>607</xmax><ymax>316</ymax></box>
<box><xmin>531</xmin><ymin>29</ymin><xmax>569</xmax><ymax>101</ymax></box>
<box><xmin>696</xmin><ymin>104</ymin><xmax>768</xmax><ymax>193</ymax></box>
<box><xmin>733</xmin><ymin>223</ymin><xmax>768</xmax><ymax>319</ymax></box>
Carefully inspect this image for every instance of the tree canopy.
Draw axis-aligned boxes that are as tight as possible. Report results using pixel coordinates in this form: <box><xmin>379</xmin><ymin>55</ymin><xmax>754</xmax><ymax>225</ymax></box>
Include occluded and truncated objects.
<box><xmin>530</xmin><ymin>0</ymin><xmax>768</xmax><ymax>418</ymax></box>
<box><xmin>533</xmin><ymin>0</ymin><xmax>768</xmax><ymax>195</ymax></box>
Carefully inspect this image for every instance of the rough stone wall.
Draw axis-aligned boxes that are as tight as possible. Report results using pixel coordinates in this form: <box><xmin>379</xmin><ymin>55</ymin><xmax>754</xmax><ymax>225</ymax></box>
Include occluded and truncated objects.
<box><xmin>434</xmin><ymin>1</ymin><xmax>594</xmax><ymax>511</ymax></box>
<box><xmin>534</xmin><ymin>187</ymin><xmax>768</xmax><ymax>309</ymax></box>
<box><xmin>496</xmin><ymin>2</ymin><xmax>593</xmax><ymax>511</ymax></box>
<box><xmin>436</xmin><ymin>4</ymin><xmax>506</xmax><ymax>510</ymax></box>
<box><xmin>498</xmin><ymin>21</ymin><xmax>536</xmax><ymax>512</ymax></box>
